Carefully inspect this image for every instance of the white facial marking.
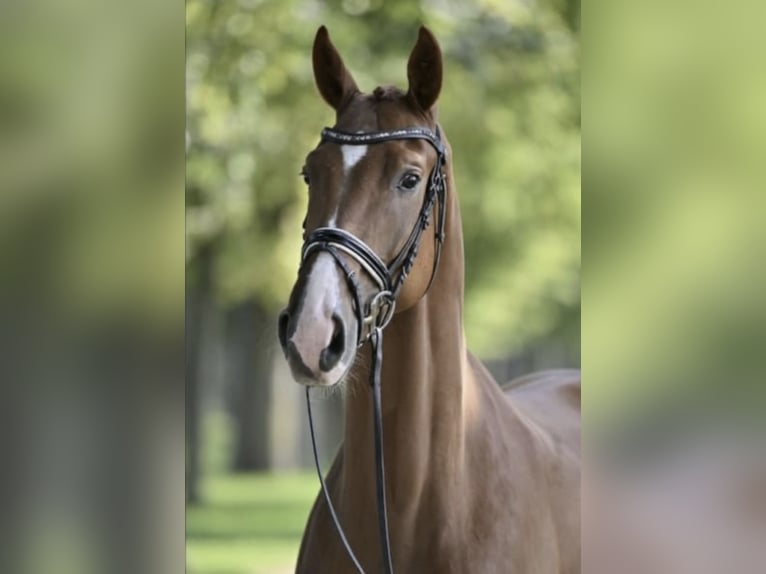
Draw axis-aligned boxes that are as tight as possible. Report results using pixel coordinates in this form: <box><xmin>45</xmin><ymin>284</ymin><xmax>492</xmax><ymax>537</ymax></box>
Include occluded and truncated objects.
<box><xmin>291</xmin><ymin>252</ymin><xmax>348</xmax><ymax>383</ymax></box>
<box><xmin>297</xmin><ymin>253</ymin><xmax>339</xmax><ymax>334</ymax></box>
<box><xmin>341</xmin><ymin>145</ymin><xmax>368</xmax><ymax>173</ymax></box>
<box><xmin>329</xmin><ymin>145</ymin><xmax>367</xmax><ymax>227</ymax></box>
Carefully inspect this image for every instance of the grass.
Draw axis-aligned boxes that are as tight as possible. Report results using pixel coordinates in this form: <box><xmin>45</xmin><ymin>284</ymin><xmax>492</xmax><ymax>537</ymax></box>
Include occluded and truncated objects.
<box><xmin>186</xmin><ymin>472</ymin><xmax>318</xmax><ymax>574</ymax></box>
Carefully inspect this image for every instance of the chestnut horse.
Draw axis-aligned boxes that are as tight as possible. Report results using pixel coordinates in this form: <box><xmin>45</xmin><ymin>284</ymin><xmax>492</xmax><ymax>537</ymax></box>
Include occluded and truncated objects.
<box><xmin>278</xmin><ymin>26</ymin><xmax>581</xmax><ymax>574</ymax></box>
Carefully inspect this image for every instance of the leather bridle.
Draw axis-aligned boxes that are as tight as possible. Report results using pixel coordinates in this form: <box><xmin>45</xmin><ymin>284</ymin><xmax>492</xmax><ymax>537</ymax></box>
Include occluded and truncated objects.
<box><xmin>301</xmin><ymin>124</ymin><xmax>448</xmax><ymax>574</ymax></box>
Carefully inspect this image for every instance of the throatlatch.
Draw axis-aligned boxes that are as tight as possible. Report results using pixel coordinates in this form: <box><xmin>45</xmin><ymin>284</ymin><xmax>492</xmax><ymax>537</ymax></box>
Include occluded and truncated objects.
<box><xmin>302</xmin><ymin>124</ymin><xmax>448</xmax><ymax>574</ymax></box>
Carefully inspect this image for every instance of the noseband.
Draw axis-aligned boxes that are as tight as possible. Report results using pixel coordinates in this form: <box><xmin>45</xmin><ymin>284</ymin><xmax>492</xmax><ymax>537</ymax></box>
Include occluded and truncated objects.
<box><xmin>301</xmin><ymin>125</ymin><xmax>448</xmax><ymax>574</ymax></box>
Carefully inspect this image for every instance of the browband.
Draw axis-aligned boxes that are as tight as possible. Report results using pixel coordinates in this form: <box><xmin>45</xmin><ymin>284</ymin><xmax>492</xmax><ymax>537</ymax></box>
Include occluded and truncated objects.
<box><xmin>321</xmin><ymin>126</ymin><xmax>446</xmax><ymax>157</ymax></box>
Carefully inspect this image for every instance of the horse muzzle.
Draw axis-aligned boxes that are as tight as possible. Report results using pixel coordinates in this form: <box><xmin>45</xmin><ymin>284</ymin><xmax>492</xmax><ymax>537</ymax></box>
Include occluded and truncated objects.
<box><xmin>278</xmin><ymin>252</ymin><xmax>359</xmax><ymax>386</ymax></box>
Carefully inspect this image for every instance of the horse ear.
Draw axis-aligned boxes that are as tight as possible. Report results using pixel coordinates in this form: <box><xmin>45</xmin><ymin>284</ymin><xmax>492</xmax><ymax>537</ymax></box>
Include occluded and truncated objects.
<box><xmin>406</xmin><ymin>26</ymin><xmax>443</xmax><ymax>112</ymax></box>
<box><xmin>312</xmin><ymin>26</ymin><xmax>359</xmax><ymax>110</ymax></box>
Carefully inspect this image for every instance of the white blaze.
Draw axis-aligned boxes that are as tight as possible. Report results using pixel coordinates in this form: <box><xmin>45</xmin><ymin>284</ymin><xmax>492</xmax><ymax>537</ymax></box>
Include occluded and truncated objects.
<box><xmin>341</xmin><ymin>145</ymin><xmax>368</xmax><ymax>173</ymax></box>
<box><xmin>291</xmin><ymin>252</ymin><xmax>348</xmax><ymax>381</ymax></box>
<box><xmin>329</xmin><ymin>145</ymin><xmax>368</xmax><ymax>227</ymax></box>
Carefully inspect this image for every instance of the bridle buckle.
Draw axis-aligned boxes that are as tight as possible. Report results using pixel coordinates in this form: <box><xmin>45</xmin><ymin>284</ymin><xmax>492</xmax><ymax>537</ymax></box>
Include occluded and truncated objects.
<box><xmin>363</xmin><ymin>290</ymin><xmax>395</xmax><ymax>340</ymax></box>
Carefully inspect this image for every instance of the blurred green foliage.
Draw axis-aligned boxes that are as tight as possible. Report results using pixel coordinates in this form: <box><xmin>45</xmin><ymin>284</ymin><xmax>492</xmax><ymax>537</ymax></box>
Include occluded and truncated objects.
<box><xmin>584</xmin><ymin>1</ymin><xmax>766</xmax><ymax>428</ymax></box>
<box><xmin>186</xmin><ymin>0</ymin><xmax>580</xmax><ymax>358</ymax></box>
<box><xmin>0</xmin><ymin>0</ymin><xmax>184</xmax><ymax>328</ymax></box>
<box><xmin>1</xmin><ymin>4</ymin><xmax>185</xmax><ymax>574</ymax></box>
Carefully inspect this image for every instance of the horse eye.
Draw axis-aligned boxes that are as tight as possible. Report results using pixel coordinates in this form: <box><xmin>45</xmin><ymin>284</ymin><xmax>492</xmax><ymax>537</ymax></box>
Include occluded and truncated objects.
<box><xmin>300</xmin><ymin>168</ymin><xmax>310</xmax><ymax>186</ymax></box>
<box><xmin>399</xmin><ymin>173</ymin><xmax>420</xmax><ymax>191</ymax></box>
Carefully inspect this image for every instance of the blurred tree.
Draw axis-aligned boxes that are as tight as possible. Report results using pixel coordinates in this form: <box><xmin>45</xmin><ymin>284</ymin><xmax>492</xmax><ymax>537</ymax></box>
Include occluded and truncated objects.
<box><xmin>186</xmin><ymin>0</ymin><xmax>580</xmax><ymax>474</ymax></box>
<box><xmin>185</xmin><ymin>243</ymin><xmax>211</xmax><ymax>502</ymax></box>
<box><xmin>186</xmin><ymin>0</ymin><xmax>330</xmax><ymax>472</ymax></box>
<box><xmin>225</xmin><ymin>297</ymin><xmax>276</xmax><ymax>469</ymax></box>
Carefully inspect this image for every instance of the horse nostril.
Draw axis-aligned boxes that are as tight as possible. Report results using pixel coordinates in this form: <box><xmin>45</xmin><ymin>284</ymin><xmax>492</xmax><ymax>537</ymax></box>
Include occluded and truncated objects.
<box><xmin>278</xmin><ymin>309</ymin><xmax>290</xmax><ymax>352</ymax></box>
<box><xmin>319</xmin><ymin>313</ymin><xmax>345</xmax><ymax>372</ymax></box>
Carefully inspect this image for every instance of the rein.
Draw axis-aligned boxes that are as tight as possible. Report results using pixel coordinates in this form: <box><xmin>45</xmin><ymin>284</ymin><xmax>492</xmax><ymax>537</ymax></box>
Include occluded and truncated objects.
<box><xmin>301</xmin><ymin>125</ymin><xmax>448</xmax><ymax>574</ymax></box>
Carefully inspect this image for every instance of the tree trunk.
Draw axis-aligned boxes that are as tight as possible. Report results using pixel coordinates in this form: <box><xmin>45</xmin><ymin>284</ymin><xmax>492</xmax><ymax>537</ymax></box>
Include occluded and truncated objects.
<box><xmin>186</xmin><ymin>245</ymin><xmax>211</xmax><ymax>504</ymax></box>
<box><xmin>228</xmin><ymin>298</ymin><xmax>276</xmax><ymax>471</ymax></box>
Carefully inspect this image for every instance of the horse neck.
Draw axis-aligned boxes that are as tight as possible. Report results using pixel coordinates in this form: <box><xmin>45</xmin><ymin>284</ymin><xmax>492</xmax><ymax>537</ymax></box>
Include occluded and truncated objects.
<box><xmin>342</xmin><ymin>167</ymin><xmax>470</xmax><ymax>508</ymax></box>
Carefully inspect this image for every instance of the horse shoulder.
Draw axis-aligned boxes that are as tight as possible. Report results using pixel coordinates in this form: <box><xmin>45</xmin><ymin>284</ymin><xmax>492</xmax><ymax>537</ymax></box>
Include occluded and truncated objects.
<box><xmin>503</xmin><ymin>369</ymin><xmax>581</xmax><ymax>451</ymax></box>
<box><xmin>464</xmin><ymin>358</ymin><xmax>581</xmax><ymax>573</ymax></box>
<box><xmin>504</xmin><ymin>369</ymin><xmax>582</xmax><ymax>573</ymax></box>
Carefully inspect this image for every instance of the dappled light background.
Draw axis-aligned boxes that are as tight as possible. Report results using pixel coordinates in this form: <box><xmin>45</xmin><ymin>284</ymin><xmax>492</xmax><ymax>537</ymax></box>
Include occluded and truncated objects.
<box><xmin>584</xmin><ymin>1</ymin><xmax>766</xmax><ymax>573</ymax></box>
<box><xmin>186</xmin><ymin>0</ymin><xmax>579</xmax><ymax>572</ymax></box>
<box><xmin>1</xmin><ymin>2</ymin><xmax>184</xmax><ymax>574</ymax></box>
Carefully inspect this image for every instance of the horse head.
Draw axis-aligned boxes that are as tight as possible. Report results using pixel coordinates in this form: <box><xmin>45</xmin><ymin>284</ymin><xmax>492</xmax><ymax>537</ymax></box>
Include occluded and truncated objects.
<box><xmin>278</xmin><ymin>26</ymin><xmax>447</xmax><ymax>386</ymax></box>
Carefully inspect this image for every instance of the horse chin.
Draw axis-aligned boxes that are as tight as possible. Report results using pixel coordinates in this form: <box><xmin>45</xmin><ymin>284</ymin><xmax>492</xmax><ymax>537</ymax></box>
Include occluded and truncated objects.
<box><xmin>288</xmin><ymin>329</ymin><xmax>358</xmax><ymax>388</ymax></box>
<box><xmin>291</xmin><ymin>358</ymin><xmax>353</xmax><ymax>388</ymax></box>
